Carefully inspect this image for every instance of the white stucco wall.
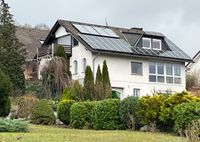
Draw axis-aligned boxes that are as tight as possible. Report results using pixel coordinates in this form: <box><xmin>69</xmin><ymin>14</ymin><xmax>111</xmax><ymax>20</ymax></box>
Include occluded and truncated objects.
<box><xmin>70</xmin><ymin>44</ymin><xmax>186</xmax><ymax>98</ymax></box>
<box><xmin>92</xmin><ymin>54</ymin><xmax>185</xmax><ymax>99</ymax></box>
<box><xmin>55</xmin><ymin>26</ymin><xmax>69</xmax><ymax>38</ymax></box>
<box><xmin>70</xmin><ymin>42</ymin><xmax>93</xmax><ymax>84</ymax></box>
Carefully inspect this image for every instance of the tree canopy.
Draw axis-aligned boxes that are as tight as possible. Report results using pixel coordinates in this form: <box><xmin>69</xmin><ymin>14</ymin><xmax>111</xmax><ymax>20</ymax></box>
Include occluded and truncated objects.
<box><xmin>0</xmin><ymin>0</ymin><xmax>25</xmax><ymax>95</ymax></box>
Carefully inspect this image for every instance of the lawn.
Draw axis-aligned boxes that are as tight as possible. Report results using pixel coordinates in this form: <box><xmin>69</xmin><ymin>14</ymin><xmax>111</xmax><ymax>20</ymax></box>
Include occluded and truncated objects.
<box><xmin>0</xmin><ymin>125</ymin><xmax>185</xmax><ymax>142</ymax></box>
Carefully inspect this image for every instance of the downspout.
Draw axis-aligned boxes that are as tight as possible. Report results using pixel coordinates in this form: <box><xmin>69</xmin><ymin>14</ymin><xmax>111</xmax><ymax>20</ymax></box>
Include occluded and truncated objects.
<box><xmin>52</xmin><ymin>43</ymin><xmax>55</xmax><ymax>58</ymax></box>
<box><xmin>92</xmin><ymin>52</ymin><xmax>100</xmax><ymax>77</ymax></box>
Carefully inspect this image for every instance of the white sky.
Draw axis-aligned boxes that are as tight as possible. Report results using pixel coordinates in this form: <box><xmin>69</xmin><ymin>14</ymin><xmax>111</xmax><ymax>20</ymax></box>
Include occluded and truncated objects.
<box><xmin>6</xmin><ymin>0</ymin><xmax>200</xmax><ymax>57</ymax></box>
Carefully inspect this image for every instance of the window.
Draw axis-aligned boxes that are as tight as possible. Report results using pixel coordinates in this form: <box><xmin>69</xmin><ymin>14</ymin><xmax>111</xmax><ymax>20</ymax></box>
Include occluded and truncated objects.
<box><xmin>133</xmin><ymin>89</ymin><xmax>140</xmax><ymax>97</ymax></box>
<box><xmin>74</xmin><ymin>60</ymin><xmax>78</xmax><ymax>74</ymax></box>
<box><xmin>142</xmin><ymin>38</ymin><xmax>151</xmax><ymax>49</ymax></box>
<box><xmin>82</xmin><ymin>58</ymin><xmax>86</xmax><ymax>72</ymax></box>
<box><xmin>153</xmin><ymin>39</ymin><xmax>162</xmax><ymax>50</ymax></box>
<box><xmin>131</xmin><ymin>62</ymin><xmax>143</xmax><ymax>75</ymax></box>
<box><xmin>149</xmin><ymin>62</ymin><xmax>182</xmax><ymax>84</ymax></box>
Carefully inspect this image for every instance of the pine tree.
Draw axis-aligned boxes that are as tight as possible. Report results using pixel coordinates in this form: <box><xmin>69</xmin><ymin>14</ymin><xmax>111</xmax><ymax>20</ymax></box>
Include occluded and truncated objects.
<box><xmin>94</xmin><ymin>65</ymin><xmax>103</xmax><ymax>100</ymax></box>
<box><xmin>0</xmin><ymin>69</ymin><xmax>12</xmax><ymax>117</ymax></box>
<box><xmin>83</xmin><ymin>66</ymin><xmax>94</xmax><ymax>100</ymax></box>
<box><xmin>0</xmin><ymin>0</ymin><xmax>25</xmax><ymax>95</ymax></box>
<box><xmin>102</xmin><ymin>60</ymin><xmax>112</xmax><ymax>98</ymax></box>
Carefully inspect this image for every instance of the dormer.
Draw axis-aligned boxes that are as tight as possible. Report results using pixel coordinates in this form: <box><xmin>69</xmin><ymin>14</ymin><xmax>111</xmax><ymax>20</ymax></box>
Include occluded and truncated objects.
<box><xmin>142</xmin><ymin>37</ymin><xmax>162</xmax><ymax>50</ymax></box>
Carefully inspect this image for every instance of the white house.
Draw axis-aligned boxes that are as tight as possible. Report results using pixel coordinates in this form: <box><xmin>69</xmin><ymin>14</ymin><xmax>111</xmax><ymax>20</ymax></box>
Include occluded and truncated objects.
<box><xmin>186</xmin><ymin>51</ymin><xmax>200</xmax><ymax>85</ymax></box>
<box><xmin>38</xmin><ymin>20</ymin><xmax>192</xmax><ymax>99</ymax></box>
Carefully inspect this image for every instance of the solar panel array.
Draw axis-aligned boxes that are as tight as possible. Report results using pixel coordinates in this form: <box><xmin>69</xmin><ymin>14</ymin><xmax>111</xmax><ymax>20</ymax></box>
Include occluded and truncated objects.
<box><xmin>73</xmin><ymin>23</ymin><xmax>118</xmax><ymax>38</ymax></box>
<box><xmin>79</xmin><ymin>34</ymin><xmax>192</xmax><ymax>61</ymax></box>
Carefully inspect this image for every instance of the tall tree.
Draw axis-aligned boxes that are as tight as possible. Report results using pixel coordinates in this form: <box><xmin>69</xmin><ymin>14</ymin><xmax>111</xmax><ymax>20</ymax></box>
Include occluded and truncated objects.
<box><xmin>102</xmin><ymin>60</ymin><xmax>112</xmax><ymax>98</ymax></box>
<box><xmin>83</xmin><ymin>66</ymin><xmax>94</xmax><ymax>100</ymax></box>
<box><xmin>0</xmin><ymin>0</ymin><xmax>25</xmax><ymax>94</ymax></box>
<box><xmin>94</xmin><ymin>65</ymin><xmax>103</xmax><ymax>100</ymax></box>
<box><xmin>0</xmin><ymin>69</ymin><xmax>12</xmax><ymax>117</ymax></box>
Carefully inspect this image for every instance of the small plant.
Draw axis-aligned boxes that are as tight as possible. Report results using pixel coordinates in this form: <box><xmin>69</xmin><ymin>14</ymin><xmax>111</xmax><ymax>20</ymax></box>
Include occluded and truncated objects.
<box><xmin>70</xmin><ymin>101</ymin><xmax>96</xmax><ymax>129</ymax></box>
<box><xmin>31</xmin><ymin>99</ymin><xmax>56</xmax><ymax>125</ymax></box>
<box><xmin>57</xmin><ymin>99</ymin><xmax>75</xmax><ymax>125</ymax></box>
<box><xmin>0</xmin><ymin>118</ymin><xmax>29</xmax><ymax>132</ymax></box>
<box><xmin>16</xmin><ymin>94</ymin><xmax>39</xmax><ymax>119</ymax></box>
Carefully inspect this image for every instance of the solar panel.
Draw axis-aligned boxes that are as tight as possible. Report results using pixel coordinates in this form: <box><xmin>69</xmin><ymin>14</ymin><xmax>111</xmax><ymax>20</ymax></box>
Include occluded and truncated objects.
<box><xmin>78</xmin><ymin>33</ymin><xmax>191</xmax><ymax>61</ymax></box>
<box><xmin>73</xmin><ymin>23</ymin><xmax>119</xmax><ymax>38</ymax></box>
<box><xmin>83</xmin><ymin>25</ymin><xmax>99</xmax><ymax>35</ymax></box>
<box><xmin>73</xmin><ymin>24</ymin><xmax>89</xmax><ymax>34</ymax></box>
<box><xmin>79</xmin><ymin>34</ymin><xmax>132</xmax><ymax>53</ymax></box>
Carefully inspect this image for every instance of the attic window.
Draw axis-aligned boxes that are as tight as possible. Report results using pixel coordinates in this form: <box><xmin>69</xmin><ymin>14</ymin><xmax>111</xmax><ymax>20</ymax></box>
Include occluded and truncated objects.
<box><xmin>153</xmin><ymin>39</ymin><xmax>161</xmax><ymax>50</ymax></box>
<box><xmin>142</xmin><ymin>38</ymin><xmax>151</xmax><ymax>49</ymax></box>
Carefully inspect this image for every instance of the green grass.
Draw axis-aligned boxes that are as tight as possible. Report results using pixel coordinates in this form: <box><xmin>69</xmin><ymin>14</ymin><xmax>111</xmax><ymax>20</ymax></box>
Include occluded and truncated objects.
<box><xmin>0</xmin><ymin>125</ymin><xmax>185</xmax><ymax>142</ymax></box>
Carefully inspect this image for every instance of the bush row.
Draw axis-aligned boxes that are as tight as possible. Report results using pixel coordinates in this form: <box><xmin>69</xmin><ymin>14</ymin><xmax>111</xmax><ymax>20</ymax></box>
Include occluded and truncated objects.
<box><xmin>57</xmin><ymin>91</ymin><xmax>200</xmax><ymax>132</ymax></box>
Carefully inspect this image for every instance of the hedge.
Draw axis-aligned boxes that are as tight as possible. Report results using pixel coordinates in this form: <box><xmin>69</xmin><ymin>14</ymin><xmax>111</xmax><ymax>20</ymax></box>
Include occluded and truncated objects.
<box><xmin>70</xmin><ymin>101</ymin><xmax>96</xmax><ymax>129</ymax></box>
<box><xmin>92</xmin><ymin>99</ymin><xmax>122</xmax><ymax>130</ymax></box>
<box><xmin>57</xmin><ymin>99</ymin><xmax>75</xmax><ymax>125</ymax></box>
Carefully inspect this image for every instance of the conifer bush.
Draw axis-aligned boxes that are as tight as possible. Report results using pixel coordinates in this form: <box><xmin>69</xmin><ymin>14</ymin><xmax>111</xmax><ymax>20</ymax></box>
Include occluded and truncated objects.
<box><xmin>94</xmin><ymin>65</ymin><xmax>103</xmax><ymax>100</ymax></box>
<box><xmin>102</xmin><ymin>60</ymin><xmax>112</xmax><ymax>98</ymax></box>
<box><xmin>0</xmin><ymin>118</ymin><xmax>28</xmax><ymax>132</ymax></box>
<box><xmin>120</xmin><ymin>96</ymin><xmax>139</xmax><ymax>130</ymax></box>
<box><xmin>83</xmin><ymin>66</ymin><xmax>94</xmax><ymax>100</ymax></box>
<box><xmin>31</xmin><ymin>99</ymin><xmax>55</xmax><ymax>125</ymax></box>
<box><xmin>0</xmin><ymin>69</ymin><xmax>12</xmax><ymax>117</ymax></box>
<box><xmin>57</xmin><ymin>99</ymin><xmax>75</xmax><ymax>125</ymax></box>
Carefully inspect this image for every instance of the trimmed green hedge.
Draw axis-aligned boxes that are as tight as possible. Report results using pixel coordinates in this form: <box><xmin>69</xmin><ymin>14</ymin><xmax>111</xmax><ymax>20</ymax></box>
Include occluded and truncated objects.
<box><xmin>31</xmin><ymin>99</ymin><xmax>55</xmax><ymax>125</ymax></box>
<box><xmin>0</xmin><ymin>118</ymin><xmax>28</xmax><ymax>132</ymax></box>
<box><xmin>70</xmin><ymin>101</ymin><xmax>96</xmax><ymax>129</ymax></box>
<box><xmin>57</xmin><ymin>100</ymin><xmax>75</xmax><ymax>125</ymax></box>
<box><xmin>92</xmin><ymin>99</ymin><xmax>121</xmax><ymax>130</ymax></box>
<box><xmin>173</xmin><ymin>101</ymin><xmax>200</xmax><ymax>132</ymax></box>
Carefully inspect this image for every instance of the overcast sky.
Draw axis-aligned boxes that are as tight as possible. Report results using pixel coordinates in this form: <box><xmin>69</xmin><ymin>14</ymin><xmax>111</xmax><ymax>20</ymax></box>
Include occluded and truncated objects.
<box><xmin>6</xmin><ymin>0</ymin><xmax>200</xmax><ymax>57</ymax></box>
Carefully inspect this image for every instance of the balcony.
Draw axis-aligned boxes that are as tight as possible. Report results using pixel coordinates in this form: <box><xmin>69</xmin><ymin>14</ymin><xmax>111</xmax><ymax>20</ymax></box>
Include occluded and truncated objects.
<box><xmin>38</xmin><ymin>44</ymin><xmax>72</xmax><ymax>57</ymax></box>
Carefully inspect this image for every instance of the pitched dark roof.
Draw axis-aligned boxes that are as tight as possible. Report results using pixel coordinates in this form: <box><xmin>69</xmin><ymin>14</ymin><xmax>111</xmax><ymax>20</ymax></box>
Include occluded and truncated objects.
<box><xmin>42</xmin><ymin>19</ymin><xmax>192</xmax><ymax>62</ymax></box>
<box><xmin>16</xmin><ymin>27</ymin><xmax>49</xmax><ymax>60</ymax></box>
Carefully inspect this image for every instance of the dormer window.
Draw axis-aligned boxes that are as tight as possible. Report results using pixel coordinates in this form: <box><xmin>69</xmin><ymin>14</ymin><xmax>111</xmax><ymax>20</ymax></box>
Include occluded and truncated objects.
<box><xmin>142</xmin><ymin>38</ymin><xmax>151</xmax><ymax>49</ymax></box>
<box><xmin>153</xmin><ymin>39</ymin><xmax>162</xmax><ymax>50</ymax></box>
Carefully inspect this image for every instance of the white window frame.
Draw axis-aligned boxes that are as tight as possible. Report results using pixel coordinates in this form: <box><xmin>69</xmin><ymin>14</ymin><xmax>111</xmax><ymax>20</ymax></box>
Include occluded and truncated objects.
<box><xmin>149</xmin><ymin>62</ymin><xmax>182</xmax><ymax>84</ymax></box>
<box><xmin>142</xmin><ymin>38</ymin><xmax>151</xmax><ymax>49</ymax></box>
<box><xmin>133</xmin><ymin>88</ymin><xmax>140</xmax><ymax>97</ymax></box>
<box><xmin>152</xmin><ymin>39</ymin><xmax>162</xmax><ymax>50</ymax></box>
<box><xmin>131</xmin><ymin>62</ymin><xmax>143</xmax><ymax>76</ymax></box>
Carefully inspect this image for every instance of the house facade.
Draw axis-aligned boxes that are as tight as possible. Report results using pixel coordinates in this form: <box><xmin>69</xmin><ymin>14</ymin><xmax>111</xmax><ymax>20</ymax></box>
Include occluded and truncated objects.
<box><xmin>38</xmin><ymin>20</ymin><xmax>192</xmax><ymax>99</ymax></box>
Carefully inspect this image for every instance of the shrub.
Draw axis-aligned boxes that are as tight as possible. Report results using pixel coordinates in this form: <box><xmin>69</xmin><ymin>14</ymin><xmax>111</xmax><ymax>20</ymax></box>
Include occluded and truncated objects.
<box><xmin>184</xmin><ymin>119</ymin><xmax>200</xmax><ymax>142</ymax></box>
<box><xmin>16</xmin><ymin>94</ymin><xmax>39</xmax><ymax>119</ymax></box>
<box><xmin>186</xmin><ymin>74</ymin><xmax>196</xmax><ymax>90</ymax></box>
<box><xmin>159</xmin><ymin>91</ymin><xmax>200</xmax><ymax>131</ymax></box>
<box><xmin>57</xmin><ymin>99</ymin><xmax>75</xmax><ymax>125</ymax></box>
<box><xmin>92</xmin><ymin>99</ymin><xmax>121</xmax><ymax>130</ymax></box>
<box><xmin>83</xmin><ymin>66</ymin><xmax>94</xmax><ymax>100</ymax></box>
<box><xmin>31</xmin><ymin>99</ymin><xmax>56</xmax><ymax>125</ymax></box>
<box><xmin>61</xmin><ymin>81</ymin><xmax>83</xmax><ymax>101</ymax></box>
<box><xmin>137</xmin><ymin>95</ymin><xmax>165</xmax><ymax>129</ymax></box>
<box><xmin>173</xmin><ymin>101</ymin><xmax>200</xmax><ymax>132</ymax></box>
<box><xmin>94</xmin><ymin>65</ymin><xmax>103</xmax><ymax>100</ymax></box>
<box><xmin>102</xmin><ymin>60</ymin><xmax>112</xmax><ymax>98</ymax></box>
<box><xmin>70</xmin><ymin>101</ymin><xmax>96</xmax><ymax>129</ymax></box>
<box><xmin>0</xmin><ymin>69</ymin><xmax>12</xmax><ymax>117</ymax></box>
<box><xmin>0</xmin><ymin>118</ymin><xmax>28</xmax><ymax>132</ymax></box>
<box><xmin>120</xmin><ymin>96</ymin><xmax>139</xmax><ymax>130</ymax></box>
<box><xmin>48</xmin><ymin>100</ymin><xmax>59</xmax><ymax>112</ymax></box>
